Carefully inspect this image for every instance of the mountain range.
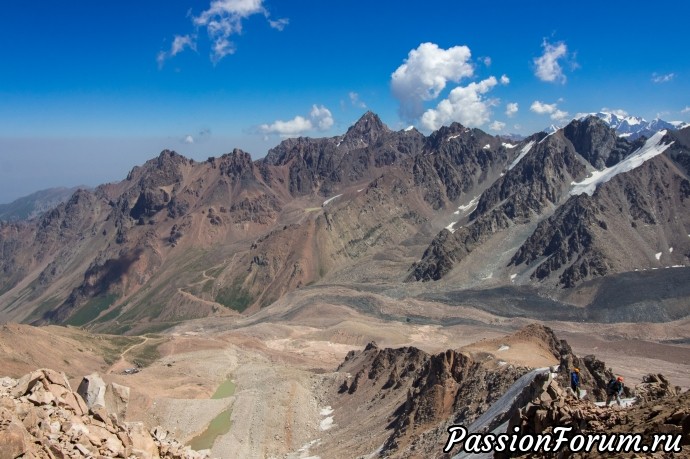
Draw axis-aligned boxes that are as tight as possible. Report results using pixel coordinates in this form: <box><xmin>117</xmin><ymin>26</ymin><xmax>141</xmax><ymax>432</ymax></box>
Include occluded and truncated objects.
<box><xmin>1</xmin><ymin>112</ymin><xmax>690</xmax><ymax>333</ymax></box>
<box><xmin>546</xmin><ymin>111</ymin><xmax>690</xmax><ymax>141</ymax></box>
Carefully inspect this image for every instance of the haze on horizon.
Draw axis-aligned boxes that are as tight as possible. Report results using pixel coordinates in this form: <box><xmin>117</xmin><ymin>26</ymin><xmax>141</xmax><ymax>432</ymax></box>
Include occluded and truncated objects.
<box><xmin>1</xmin><ymin>0</ymin><xmax>689</xmax><ymax>204</ymax></box>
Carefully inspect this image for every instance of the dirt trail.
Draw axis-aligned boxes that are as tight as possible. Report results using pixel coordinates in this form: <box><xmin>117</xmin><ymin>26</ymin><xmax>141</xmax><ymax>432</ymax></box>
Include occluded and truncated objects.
<box><xmin>107</xmin><ymin>336</ymin><xmax>150</xmax><ymax>374</ymax></box>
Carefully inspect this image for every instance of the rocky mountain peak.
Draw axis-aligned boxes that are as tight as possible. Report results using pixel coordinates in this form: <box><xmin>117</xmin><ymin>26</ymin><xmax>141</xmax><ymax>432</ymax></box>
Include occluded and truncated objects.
<box><xmin>563</xmin><ymin>115</ymin><xmax>631</xmax><ymax>168</ymax></box>
<box><xmin>216</xmin><ymin>148</ymin><xmax>255</xmax><ymax>181</ymax></box>
<box><xmin>342</xmin><ymin>111</ymin><xmax>390</xmax><ymax>146</ymax></box>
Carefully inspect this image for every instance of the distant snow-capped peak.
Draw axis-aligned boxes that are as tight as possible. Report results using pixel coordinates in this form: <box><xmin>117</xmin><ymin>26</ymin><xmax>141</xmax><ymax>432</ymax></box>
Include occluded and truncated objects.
<box><xmin>584</xmin><ymin>111</ymin><xmax>688</xmax><ymax>140</ymax></box>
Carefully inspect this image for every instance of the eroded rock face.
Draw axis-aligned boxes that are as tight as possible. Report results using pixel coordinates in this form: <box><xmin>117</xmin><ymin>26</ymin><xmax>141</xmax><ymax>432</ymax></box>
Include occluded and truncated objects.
<box><xmin>0</xmin><ymin>369</ymin><xmax>210</xmax><ymax>459</ymax></box>
<box><xmin>336</xmin><ymin>341</ymin><xmax>529</xmax><ymax>458</ymax></box>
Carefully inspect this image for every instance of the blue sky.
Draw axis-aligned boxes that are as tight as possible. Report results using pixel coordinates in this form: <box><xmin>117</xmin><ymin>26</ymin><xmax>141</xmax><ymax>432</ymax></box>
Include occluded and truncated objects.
<box><xmin>1</xmin><ymin>0</ymin><xmax>689</xmax><ymax>203</ymax></box>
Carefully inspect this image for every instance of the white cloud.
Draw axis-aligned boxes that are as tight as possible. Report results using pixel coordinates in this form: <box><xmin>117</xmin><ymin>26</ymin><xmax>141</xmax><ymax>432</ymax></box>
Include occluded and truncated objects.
<box><xmin>534</xmin><ymin>40</ymin><xmax>568</xmax><ymax>83</ymax></box>
<box><xmin>310</xmin><ymin>105</ymin><xmax>334</xmax><ymax>131</ymax></box>
<box><xmin>420</xmin><ymin>77</ymin><xmax>498</xmax><ymax>131</ymax></box>
<box><xmin>500</xmin><ymin>74</ymin><xmax>510</xmax><ymax>85</ymax></box>
<box><xmin>161</xmin><ymin>0</ymin><xmax>287</xmax><ymax>65</ymax></box>
<box><xmin>490</xmin><ymin>121</ymin><xmax>506</xmax><ymax>131</ymax></box>
<box><xmin>682</xmin><ymin>107</ymin><xmax>690</xmax><ymax>114</ymax></box>
<box><xmin>601</xmin><ymin>107</ymin><xmax>629</xmax><ymax>117</ymax></box>
<box><xmin>391</xmin><ymin>42</ymin><xmax>475</xmax><ymax>122</ymax></box>
<box><xmin>530</xmin><ymin>101</ymin><xmax>558</xmax><ymax>115</ymax></box>
<box><xmin>180</xmin><ymin>128</ymin><xmax>211</xmax><ymax>145</ymax></box>
<box><xmin>652</xmin><ymin>72</ymin><xmax>675</xmax><ymax>83</ymax></box>
<box><xmin>505</xmin><ymin>102</ymin><xmax>518</xmax><ymax>117</ymax></box>
<box><xmin>530</xmin><ymin>100</ymin><xmax>569</xmax><ymax>120</ymax></box>
<box><xmin>157</xmin><ymin>35</ymin><xmax>196</xmax><ymax>68</ymax></box>
<box><xmin>349</xmin><ymin>92</ymin><xmax>367</xmax><ymax>109</ymax></box>
<box><xmin>482</xmin><ymin>56</ymin><xmax>492</xmax><ymax>66</ymax></box>
<box><xmin>260</xmin><ymin>116</ymin><xmax>312</xmax><ymax>137</ymax></box>
<box><xmin>551</xmin><ymin>109</ymin><xmax>569</xmax><ymax>121</ymax></box>
<box><xmin>260</xmin><ymin>105</ymin><xmax>334</xmax><ymax>137</ymax></box>
<box><xmin>268</xmin><ymin>18</ymin><xmax>289</xmax><ymax>31</ymax></box>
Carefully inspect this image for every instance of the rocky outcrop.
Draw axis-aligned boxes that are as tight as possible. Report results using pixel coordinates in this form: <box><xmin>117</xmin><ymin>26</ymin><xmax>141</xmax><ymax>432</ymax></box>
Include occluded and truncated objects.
<box><xmin>499</xmin><ymin>377</ymin><xmax>690</xmax><ymax>458</ymax></box>
<box><xmin>0</xmin><ymin>369</ymin><xmax>209</xmax><ymax>459</ymax></box>
<box><xmin>335</xmin><ymin>341</ymin><xmax>529</xmax><ymax>458</ymax></box>
<box><xmin>635</xmin><ymin>374</ymin><xmax>682</xmax><ymax>403</ymax></box>
<box><xmin>563</xmin><ymin>116</ymin><xmax>636</xmax><ymax>169</ymax></box>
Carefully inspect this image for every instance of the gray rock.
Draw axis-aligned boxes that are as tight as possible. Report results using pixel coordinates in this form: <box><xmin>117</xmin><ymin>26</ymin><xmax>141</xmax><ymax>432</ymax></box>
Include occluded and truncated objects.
<box><xmin>77</xmin><ymin>373</ymin><xmax>106</xmax><ymax>409</ymax></box>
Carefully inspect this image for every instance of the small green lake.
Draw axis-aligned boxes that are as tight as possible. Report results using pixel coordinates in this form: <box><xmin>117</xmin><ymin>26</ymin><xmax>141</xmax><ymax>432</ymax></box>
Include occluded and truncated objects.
<box><xmin>211</xmin><ymin>379</ymin><xmax>236</xmax><ymax>399</ymax></box>
<box><xmin>188</xmin><ymin>378</ymin><xmax>236</xmax><ymax>451</ymax></box>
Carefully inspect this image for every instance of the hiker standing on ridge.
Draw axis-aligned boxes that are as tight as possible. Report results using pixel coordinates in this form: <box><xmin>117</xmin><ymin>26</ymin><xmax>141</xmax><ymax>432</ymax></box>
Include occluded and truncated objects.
<box><xmin>606</xmin><ymin>376</ymin><xmax>625</xmax><ymax>406</ymax></box>
<box><xmin>570</xmin><ymin>368</ymin><xmax>581</xmax><ymax>399</ymax></box>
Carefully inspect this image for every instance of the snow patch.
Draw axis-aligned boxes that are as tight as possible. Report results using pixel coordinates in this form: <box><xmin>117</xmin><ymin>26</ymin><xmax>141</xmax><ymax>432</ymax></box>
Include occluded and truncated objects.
<box><xmin>508</xmin><ymin>141</ymin><xmax>535</xmax><ymax>170</ymax></box>
<box><xmin>502</xmin><ymin>142</ymin><xmax>517</xmax><ymax>149</ymax></box>
<box><xmin>497</xmin><ymin>345</ymin><xmax>509</xmax><ymax>352</ymax></box>
<box><xmin>322</xmin><ymin>194</ymin><xmax>343</xmax><ymax>206</ymax></box>
<box><xmin>320</xmin><ymin>417</ymin><xmax>334</xmax><ymax>431</ymax></box>
<box><xmin>445</xmin><ymin>221</ymin><xmax>457</xmax><ymax>234</ymax></box>
<box><xmin>404</xmin><ymin>125</ymin><xmax>415</xmax><ymax>131</ymax></box>
<box><xmin>291</xmin><ymin>439</ymin><xmax>321</xmax><ymax>459</ymax></box>
<box><xmin>570</xmin><ymin>130</ymin><xmax>674</xmax><ymax>196</ymax></box>
<box><xmin>655</xmin><ymin>252</ymin><xmax>662</xmax><ymax>260</ymax></box>
<box><xmin>669</xmin><ymin>247</ymin><xmax>674</xmax><ymax>253</ymax></box>
<box><xmin>447</xmin><ymin>134</ymin><xmax>462</xmax><ymax>142</ymax></box>
<box><xmin>320</xmin><ymin>406</ymin><xmax>333</xmax><ymax>416</ymax></box>
<box><xmin>457</xmin><ymin>195</ymin><xmax>480</xmax><ymax>213</ymax></box>
<box><xmin>483</xmin><ymin>144</ymin><xmax>491</xmax><ymax>150</ymax></box>
<box><xmin>357</xmin><ymin>188</ymin><xmax>364</xmax><ymax>192</ymax></box>
<box><xmin>594</xmin><ymin>398</ymin><xmax>637</xmax><ymax>408</ymax></box>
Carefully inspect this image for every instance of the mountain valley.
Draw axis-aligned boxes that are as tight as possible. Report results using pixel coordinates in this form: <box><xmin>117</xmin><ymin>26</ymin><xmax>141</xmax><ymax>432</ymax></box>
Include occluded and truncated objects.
<box><xmin>1</xmin><ymin>113</ymin><xmax>690</xmax><ymax>458</ymax></box>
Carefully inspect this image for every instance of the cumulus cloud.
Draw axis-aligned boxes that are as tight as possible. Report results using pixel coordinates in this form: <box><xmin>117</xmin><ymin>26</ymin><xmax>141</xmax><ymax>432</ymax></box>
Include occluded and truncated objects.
<box><xmin>530</xmin><ymin>100</ymin><xmax>569</xmax><ymax>120</ymax></box>
<box><xmin>534</xmin><ymin>40</ymin><xmax>569</xmax><ymax>83</ymax></box>
<box><xmin>420</xmin><ymin>77</ymin><xmax>498</xmax><ymax>131</ymax></box>
<box><xmin>482</xmin><ymin>56</ymin><xmax>492</xmax><ymax>66</ymax></box>
<box><xmin>310</xmin><ymin>105</ymin><xmax>334</xmax><ymax>131</ymax></box>
<box><xmin>260</xmin><ymin>105</ymin><xmax>334</xmax><ymax>137</ymax></box>
<box><xmin>682</xmin><ymin>107</ymin><xmax>690</xmax><ymax>114</ymax></box>
<box><xmin>652</xmin><ymin>72</ymin><xmax>675</xmax><ymax>83</ymax></box>
<box><xmin>530</xmin><ymin>101</ymin><xmax>557</xmax><ymax>115</ymax></box>
<box><xmin>505</xmin><ymin>102</ymin><xmax>518</xmax><ymax>117</ymax></box>
<box><xmin>349</xmin><ymin>92</ymin><xmax>367</xmax><ymax>109</ymax></box>
<box><xmin>157</xmin><ymin>35</ymin><xmax>196</xmax><ymax>68</ymax></box>
<box><xmin>391</xmin><ymin>42</ymin><xmax>475</xmax><ymax>122</ymax></box>
<box><xmin>500</xmin><ymin>74</ymin><xmax>510</xmax><ymax>85</ymax></box>
<box><xmin>159</xmin><ymin>0</ymin><xmax>288</xmax><ymax>65</ymax></box>
<box><xmin>489</xmin><ymin>121</ymin><xmax>506</xmax><ymax>132</ymax></box>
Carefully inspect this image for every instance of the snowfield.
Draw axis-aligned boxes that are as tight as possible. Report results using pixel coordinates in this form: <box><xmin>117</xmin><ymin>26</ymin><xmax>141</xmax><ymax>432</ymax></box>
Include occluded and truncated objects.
<box><xmin>570</xmin><ymin>130</ymin><xmax>674</xmax><ymax>196</ymax></box>
<box><xmin>508</xmin><ymin>141</ymin><xmax>535</xmax><ymax>170</ymax></box>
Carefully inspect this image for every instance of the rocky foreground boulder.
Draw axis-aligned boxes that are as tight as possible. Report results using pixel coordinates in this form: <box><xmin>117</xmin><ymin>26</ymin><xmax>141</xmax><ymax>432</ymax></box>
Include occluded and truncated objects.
<box><xmin>499</xmin><ymin>374</ymin><xmax>690</xmax><ymax>458</ymax></box>
<box><xmin>0</xmin><ymin>369</ymin><xmax>210</xmax><ymax>459</ymax></box>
